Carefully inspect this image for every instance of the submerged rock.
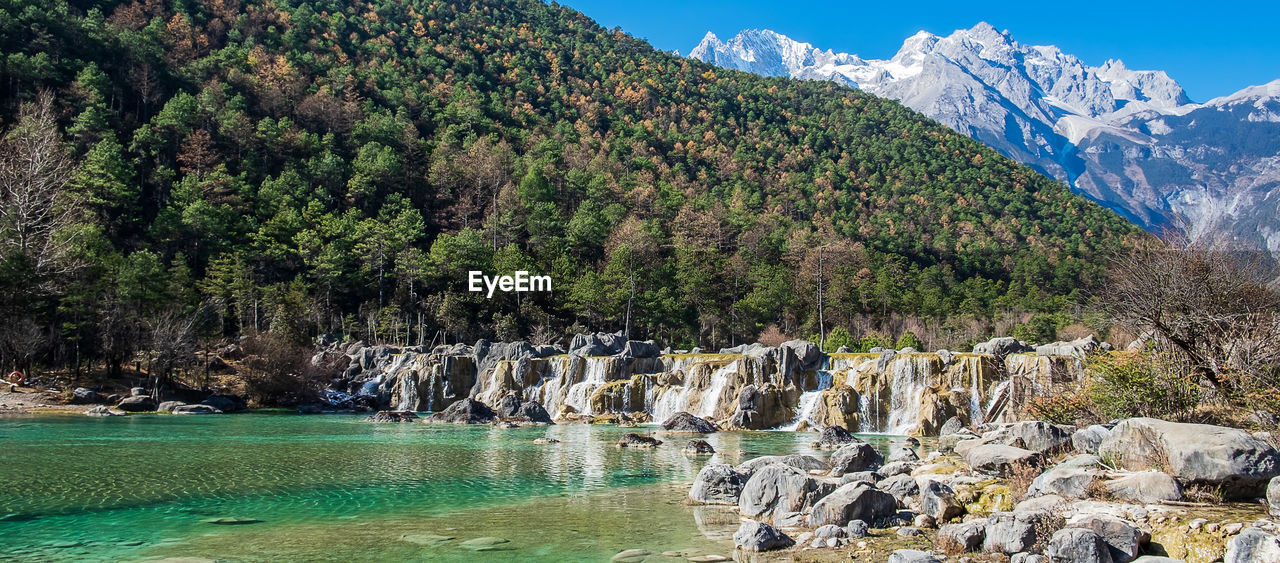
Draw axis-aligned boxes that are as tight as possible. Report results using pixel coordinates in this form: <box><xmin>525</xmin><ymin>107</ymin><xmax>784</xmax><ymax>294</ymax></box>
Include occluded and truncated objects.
<box><xmin>683</xmin><ymin>439</ymin><xmax>715</xmax><ymax>455</ymax></box>
<box><xmin>661</xmin><ymin>411</ymin><xmax>717</xmax><ymax>433</ymax></box>
<box><xmin>365</xmin><ymin>410</ymin><xmax>418</xmax><ymax>422</ymax></box>
<box><xmin>1098</xmin><ymin>417</ymin><xmax>1280</xmax><ymax>498</ymax></box>
<box><xmin>811</xmin><ymin>425</ymin><xmax>858</xmax><ymax>449</ymax></box>
<box><xmin>733</xmin><ymin>521</ymin><xmax>794</xmax><ymax>552</ymax></box>
<box><xmin>616</xmin><ymin>433</ymin><xmax>662</xmax><ymax>448</ymax></box>
<box><xmin>425</xmin><ymin>398</ymin><xmax>497</xmax><ymax>424</ymax></box>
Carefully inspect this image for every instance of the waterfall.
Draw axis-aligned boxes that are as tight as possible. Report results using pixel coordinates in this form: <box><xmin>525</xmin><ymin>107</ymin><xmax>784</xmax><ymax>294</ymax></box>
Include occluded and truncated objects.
<box><xmin>779</xmin><ymin>368</ymin><xmax>833</xmax><ymax>430</ymax></box>
<box><xmin>564</xmin><ymin>357</ymin><xmax>611</xmax><ymax>415</ymax></box>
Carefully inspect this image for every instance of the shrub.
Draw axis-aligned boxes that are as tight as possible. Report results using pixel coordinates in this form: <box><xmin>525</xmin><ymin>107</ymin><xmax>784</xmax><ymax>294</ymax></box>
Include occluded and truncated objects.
<box><xmin>1087</xmin><ymin>350</ymin><xmax>1200</xmax><ymax>421</ymax></box>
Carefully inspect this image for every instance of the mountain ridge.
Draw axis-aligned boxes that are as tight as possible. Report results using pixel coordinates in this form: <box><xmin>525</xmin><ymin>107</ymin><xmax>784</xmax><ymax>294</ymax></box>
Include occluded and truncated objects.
<box><xmin>689</xmin><ymin>24</ymin><xmax>1280</xmax><ymax>249</ymax></box>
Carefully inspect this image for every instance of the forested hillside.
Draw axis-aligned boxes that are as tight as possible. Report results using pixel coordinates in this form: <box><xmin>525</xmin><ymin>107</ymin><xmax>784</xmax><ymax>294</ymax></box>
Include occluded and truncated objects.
<box><xmin>0</xmin><ymin>0</ymin><xmax>1140</xmax><ymax>375</ymax></box>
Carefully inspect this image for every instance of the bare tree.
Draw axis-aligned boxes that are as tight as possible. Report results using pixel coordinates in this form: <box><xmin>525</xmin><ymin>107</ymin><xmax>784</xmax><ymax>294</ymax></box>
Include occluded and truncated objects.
<box><xmin>1104</xmin><ymin>235</ymin><xmax>1280</xmax><ymax>388</ymax></box>
<box><xmin>0</xmin><ymin>91</ymin><xmax>82</xmax><ymax>286</ymax></box>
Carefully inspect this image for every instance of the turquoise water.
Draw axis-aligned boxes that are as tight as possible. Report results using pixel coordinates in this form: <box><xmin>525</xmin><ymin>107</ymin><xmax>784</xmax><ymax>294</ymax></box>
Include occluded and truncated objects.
<box><xmin>0</xmin><ymin>413</ymin><xmax>907</xmax><ymax>561</ymax></box>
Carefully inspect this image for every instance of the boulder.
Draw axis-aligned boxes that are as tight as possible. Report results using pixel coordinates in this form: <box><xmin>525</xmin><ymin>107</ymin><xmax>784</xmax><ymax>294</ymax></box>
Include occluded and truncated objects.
<box><xmin>157</xmin><ymin>400</ymin><xmax>185</xmax><ymax>412</ymax></box>
<box><xmin>940</xmin><ymin>416</ymin><xmax>967</xmax><ymax>437</ymax></box>
<box><xmin>84</xmin><ymin>405</ymin><xmax>125</xmax><ymax>417</ymax></box>
<box><xmin>689</xmin><ymin>464</ymin><xmax>747</xmax><ymax>505</ymax></box>
<box><xmin>683</xmin><ymin>439</ymin><xmax>715</xmax><ymax>455</ymax></box>
<box><xmin>1072</xmin><ymin>425</ymin><xmax>1111</xmax><ymax>455</ymax></box>
<box><xmin>808</xmin><ymin>482</ymin><xmax>898</xmax><ymax>527</ymax></box>
<box><xmin>887</xmin><ymin>549</ymin><xmax>941</xmax><ymax>563</ymax></box>
<box><xmin>811</xmin><ymin>425</ymin><xmax>858</xmax><ymax>449</ymax></box>
<box><xmin>661</xmin><ymin>412</ymin><xmax>717</xmax><ymax>433</ymax></box>
<box><xmin>963</xmin><ymin>444</ymin><xmax>1041</xmax><ymax>475</ymax></box>
<box><xmin>71</xmin><ymin>387</ymin><xmax>102</xmax><ymax>404</ymax></box>
<box><xmin>737</xmin><ymin>454</ymin><xmax>828</xmax><ymax>475</ymax></box>
<box><xmin>740</xmin><ymin>464</ymin><xmax>836</xmax><ymax>524</ymax></box>
<box><xmin>116</xmin><ymin>396</ymin><xmax>156</xmax><ymax>412</ymax></box>
<box><xmin>879</xmin><ymin>474</ymin><xmax>919</xmax><ymax>507</ymax></box>
<box><xmin>425</xmin><ymin>398</ymin><xmax>497</xmax><ymax>424</ymax></box>
<box><xmin>616</xmin><ymin>433</ymin><xmax>662</xmax><ymax>448</ymax></box>
<box><xmin>937</xmin><ymin>520</ymin><xmax>986</xmax><ymax>553</ymax></box>
<box><xmin>1269</xmin><ymin>476</ymin><xmax>1280</xmax><ymax>518</ymax></box>
<box><xmin>732</xmin><ymin>521</ymin><xmax>794</xmax><ymax>552</ymax></box>
<box><xmin>365</xmin><ymin>410</ymin><xmax>418</xmax><ymax>422</ymax></box>
<box><xmin>1104</xmin><ymin>471</ymin><xmax>1183</xmax><ymax>504</ymax></box>
<box><xmin>1225</xmin><ymin>528</ymin><xmax>1280</xmax><ymax>563</ymax></box>
<box><xmin>1007</xmin><ymin>421</ymin><xmax>1074</xmax><ymax>454</ymax></box>
<box><xmin>1068</xmin><ymin>514</ymin><xmax>1148</xmax><ymax>563</ymax></box>
<box><xmin>172</xmin><ymin>404</ymin><xmax>224</xmax><ymax>415</ymax></box>
<box><xmin>973</xmin><ymin>337</ymin><xmax>1032</xmax><ymax>356</ymax></box>
<box><xmin>1098</xmin><ymin>418</ymin><xmax>1280</xmax><ymax>498</ymax></box>
<box><xmin>919</xmin><ymin>481</ymin><xmax>964</xmax><ymax>523</ymax></box>
<box><xmin>1046</xmin><ymin>528</ymin><xmax>1114</xmax><ymax>563</ymax></box>
<box><xmin>829</xmin><ymin>441</ymin><xmax>884</xmax><ymax>476</ymax></box>
<box><xmin>1028</xmin><ymin>459</ymin><xmax>1101</xmax><ymax>499</ymax></box>
<box><xmin>982</xmin><ymin>513</ymin><xmax>1040</xmax><ymax>554</ymax></box>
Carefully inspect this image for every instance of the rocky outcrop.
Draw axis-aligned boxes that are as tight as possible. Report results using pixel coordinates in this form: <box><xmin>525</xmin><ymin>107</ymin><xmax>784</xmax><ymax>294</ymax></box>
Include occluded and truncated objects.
<box><xmin>424</xmin><ymin>398</ymin><xmax>496</xmax><ymax>424</ymax></box>
<box><xmin>808</xmin><ymin>482</ymin><xmax>898</xmax><ymax>527</ymax></box>
<box><xmin>1098</xmin><ymin>418</ymin><xmax>1280</xmax><ymax>498</ymax></box>
<box><xmin>689</xmin><ymin>464</ymin><xmax>747</xmax><ymax>505</ymax></box>
<box><xmin>661</xmin><ymin>411</ymin><xmax>717</xmax><ymax>433</ymax></box>
<box><xmin>733</xmin><ymin>521</ymin><xmax>794</xmax><ymax>552</ymax></box>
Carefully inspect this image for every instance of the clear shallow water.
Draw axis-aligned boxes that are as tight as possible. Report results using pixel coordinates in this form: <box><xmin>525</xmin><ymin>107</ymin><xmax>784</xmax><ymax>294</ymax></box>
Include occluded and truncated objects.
<box><xmin>0</xmin><ymin>413</ymin><xmax>909</xmax><ymax>561</ymax></box>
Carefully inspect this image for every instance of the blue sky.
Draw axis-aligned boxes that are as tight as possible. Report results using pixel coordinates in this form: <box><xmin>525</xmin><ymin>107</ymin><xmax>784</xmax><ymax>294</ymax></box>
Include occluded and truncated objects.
<box><xmin>559</xmin><ymin>0</ymin><xmax>1280</xmax><ymax>102</ymax></box>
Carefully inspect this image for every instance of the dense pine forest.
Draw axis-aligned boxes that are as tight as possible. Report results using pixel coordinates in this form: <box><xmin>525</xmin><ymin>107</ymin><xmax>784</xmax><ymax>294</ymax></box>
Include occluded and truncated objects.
<box><xmin>0</xmin><ymin>0</ymin><xmax>1141</xmax><ymax>378</ymax></box>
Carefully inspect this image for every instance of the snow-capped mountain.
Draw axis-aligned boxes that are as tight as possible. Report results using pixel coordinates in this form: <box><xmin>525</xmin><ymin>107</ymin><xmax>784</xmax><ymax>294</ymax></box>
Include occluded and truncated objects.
<box><xmin>689</xmin><ymin>25</ymin><xmax>1280</xmax><ymax>250</ymax></box>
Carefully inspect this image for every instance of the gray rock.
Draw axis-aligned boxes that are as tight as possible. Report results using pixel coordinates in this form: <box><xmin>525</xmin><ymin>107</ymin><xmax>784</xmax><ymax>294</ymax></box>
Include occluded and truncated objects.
<box><xmin>157</xmin><ymin>401</ymin><xmax>185</xmax><ymax>412</ymax></box>
<box><xmin>879</xmin><ymin>474</ymin><xmax>919</xmax><ymax>506</ymax></box>
<box><xmin>919</xmin><ymin>480</ymin><xmax>964</xmax><ymax>523</ymax></box>
<box><xmin>1269</xmin><ymin>476</ymin><xmax>1280</xmax><ymax>518</ymax></box>
<box><xmin>964</xmin><ymin>443</ymin><xmax>1041</xmax><ymax>475</ymax></box>
<box><xmin>940</xmin><ymin>416</ymin><xmax>966</xmax><ymax>436</ymax></box>
<box><xmin>172</xmin><ymin>404</ymin><xmax>224</xmax><ymax>415</ymax></box>
<box><xmin>1008</xmin><ymin>421</ymin><xmax>1074</xmax><ymax>454</ymax></box>
<box><xmin>808</xmin><ymin>482</ymin><xmax>898</xmax><ymax>527</ymax></box>
<box><xmin>813</xmin><ymin>524</ymin><xmax>847</xmax><ymax>539</ymax></box>
<box><xmin>1047</xmin><ymin>528</ymin><xmax>1115</xmax><ymax>563</ymax></box>
<box><xmin>1028</xmin><ymin>460</ymin><xmax>1101</xmax><ymax>499</ymax></box>
<box><xmin>973</xmin><ymin>337</ymin><xmax>1032</xmax><ymax>356</ymax></box>
<box><xmin>732</xmin><ymin>521</ymin><xmax>794</xmax><ymax>552</ymax></box>
<box><xmin>877</xmin><ymin>461</ymin><xmax>916</xmax><ymax>478</ymax></box>
<box><xmin>71</xmin><ymin>387</ymin><xmax>102</xmax><ymax>404</ymax></box>
<box><xmin>889</xmin><ymin>446</ymin><xmax>921</xmax><ymax>463</ymax></box>
<box><xmin>737</xmin><ymin>454</ymin><xmax>827</xmax><ymax>475</ymax></box>
<box><xmin>887</xmin><ymin>549</ymin><xmax>941</xmax><ymax>563</ymax></box>
<box><xmin>829</xmin><ymin>441</ymin><xmax>884</xmax><ymax>475</ymax></box>
<box><xmin>1104</xmin><ymin>471</ymin><xmax>1183</xmax><ymax>504</ymax></box>
<box><xmin>689</xmin><ymin>464</ymin><xmax>748</xmax><ymax>505</ymax></box>
<box><xmin>739</xmin><ymin>464</ymin><xmax>834</xmax><ymax>524</ymax></box>
<box><xmin>983</xmin><ymin>514</ymin><xmax>1039</xmax><ymax>554</ymax></box>
<box><xmin>1069</xmin><ymin>514</ymin><xmax>1148</xmax><ymax>563</ymax></box>
<box><xmin>1073</xmin><ymin>425</ymin><xmax>1111</xmax><ymax>455</ymax></box>
<box><xmin>938</xmin><ymin>520</ymin><xmax>986</xmax><ymax>553</ymax></box>
<box><xmin>425</xmin><ymin>398</ymin><xmax>496</xmax><ymax>424</ymax></box>
<box><xmin>811</xmin><ymin>425</ymin><xmax>859</xmax><ymax>449</ymax></box>
<box><xmin>116</xmin><ymin>396</ymin><xmax>156</xmax><ymax>412</ymax></box>
<box><xmin>846</xmin><ymin>519</ymin><xmax>870</xmax><ymax>538</ymax></box>
<box><xmin>1225</xmin><ymin>527</ymin><xmax>1280</xmax><ymax>563</ymax></box>
<box><xmin>661</xmin><ymin>411</ymin><xmax>717</xmax><ymax>433</ymax></box>
<box><xmin>1098</xmin><ymin>418</ymin><xmax>1280</xmax><ymax>498</ymax></box>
